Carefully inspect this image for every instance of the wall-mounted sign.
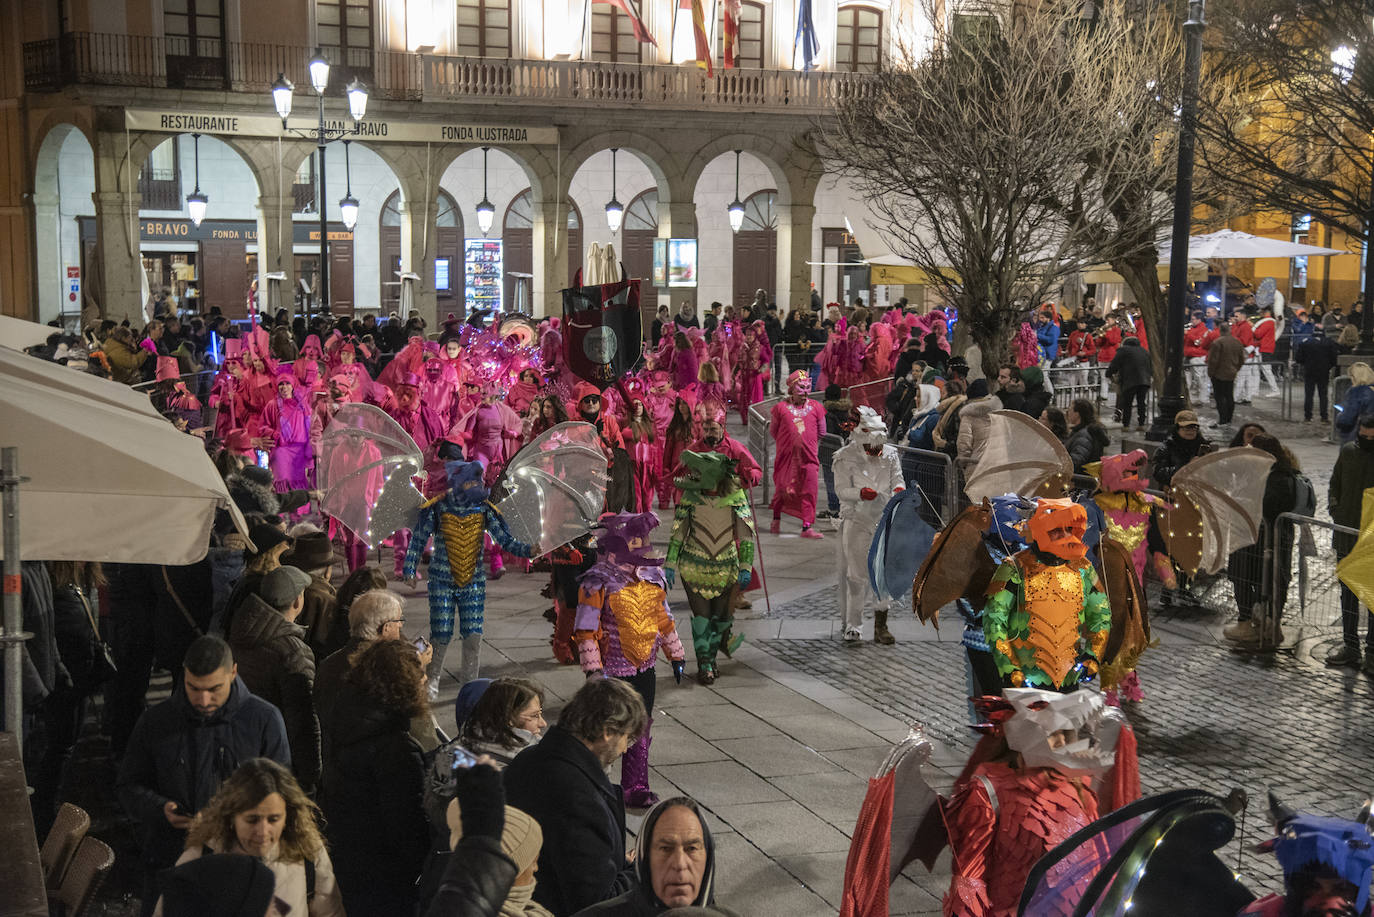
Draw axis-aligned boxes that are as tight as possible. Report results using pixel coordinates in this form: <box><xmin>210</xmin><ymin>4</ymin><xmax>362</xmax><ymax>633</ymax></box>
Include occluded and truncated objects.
<box><xmin>78</xmin><ymin>216</ymin><xmax>353</xmax><ymax>245</ymax></box>
<box><xmin>125</xmin><ymin>110</ymin><xmax>558</xmax><ymax>145</ymax></box>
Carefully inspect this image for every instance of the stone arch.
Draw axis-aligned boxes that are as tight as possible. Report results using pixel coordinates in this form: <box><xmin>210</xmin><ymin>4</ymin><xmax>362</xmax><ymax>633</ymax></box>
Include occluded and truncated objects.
<box><xmin>560</xmin><ymin>130</ymin><xmax>681</xmax><ymax>201</ymax></box>
<box><xmin>682</xmin><ymin>133</ymin><xmax>819</xmax><ymax>208</ymax></box>
<box><xmin>31</xmin><ymin>123</ymin><xmax>98</xmax><ymax>322</ymax></box>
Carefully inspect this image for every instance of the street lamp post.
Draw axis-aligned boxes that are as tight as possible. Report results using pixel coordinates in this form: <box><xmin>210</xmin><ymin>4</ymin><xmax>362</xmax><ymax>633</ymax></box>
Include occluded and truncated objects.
<box><xmin>269</xmin><ymin>50</ymin><xmax>368</xmax><ymax>323</ymax></box>
<box><xmin>1149</xmin><ymin>0</ymin><xmax>1206</xmax><ymax>440</ymax></box>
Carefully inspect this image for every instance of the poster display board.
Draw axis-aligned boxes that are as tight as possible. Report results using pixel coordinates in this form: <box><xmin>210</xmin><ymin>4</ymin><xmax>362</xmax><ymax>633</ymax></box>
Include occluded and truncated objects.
<box><xmin>465</xmin><ymin>239</ymin><xmax>503</xmax><ymax>313</ymax></box>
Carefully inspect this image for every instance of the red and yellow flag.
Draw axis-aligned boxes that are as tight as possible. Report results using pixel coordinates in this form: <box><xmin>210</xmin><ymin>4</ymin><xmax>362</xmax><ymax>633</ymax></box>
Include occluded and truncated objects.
<box><xmin>689</xmin><ymin>0</ymin><xmax>713</xmax><ymax>76</ymax></box>
<box><xmin>722</xmin><ymin>0</ymin><xmax>740</xmax><ymax>68</ymax></box>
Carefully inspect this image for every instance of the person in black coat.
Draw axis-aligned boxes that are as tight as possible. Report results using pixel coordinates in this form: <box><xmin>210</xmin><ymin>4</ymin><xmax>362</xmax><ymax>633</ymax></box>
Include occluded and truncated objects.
<box><xmin>117</xmin><ymin>636</ymin><xmax>289</xmax><ymax>910</ymax></box>
<box><xmin>1150</xmin><ymin>411</ymin><xmax>1212</xmax><ymax>488</ymax></box>
<box><xmin>1105</xmin><ymin>336</ymin><xmax>1153</xmax><ymax>430</ymax></box>
<box><xmin>1065</xmin><ymin>399</ymin><xmax>1111</xmax><ymax>473</ymax></box>
<box><xmin>422</xmin><ymin>764</ymin><xmax>519</xmax><ymax>917</ymax></box>
<box><xmin>1295</xmin><ymin>324</ymin><xmax>1341</xmax><ymax>423</ymax></box>
<box><xmin>321</xmin><ymin>639</ymin><xmax>431</xmax><ymax>917</ymax></box>
<box><xmin>504</xmin><ymin>678</ymin><xmax>647</xmax><ymax>917</ymax></box>
<box><xmin>1223</xmin><ymin>433</ymin><xmax>1299</xmax><ymax>645</ymax></box>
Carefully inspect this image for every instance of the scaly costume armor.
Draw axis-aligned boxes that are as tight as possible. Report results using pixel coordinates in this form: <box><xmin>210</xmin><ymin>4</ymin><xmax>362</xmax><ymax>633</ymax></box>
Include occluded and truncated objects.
<box><xmin>981</xmin><ymin>499</ymin><xmax>1111</xmax><ymax>690</ymax></box>
<box><xmin>574</xmin><ymin>512</ymin><xmax>686</xmax><ymax>807</ymax></box>
<box><xmin>1088</xmin><ymin>450</ymin><xmax>1178</xmax><ymax>591</ymax></box>
<box><xmin>403</xmin><ymin>459</ymin><xmax>532</xmax><ymax>690</ymax></box>
<box><xmin>667</xmin><ymin>451</ymin><xmax>756</xmax><ymax>684</ymax></box>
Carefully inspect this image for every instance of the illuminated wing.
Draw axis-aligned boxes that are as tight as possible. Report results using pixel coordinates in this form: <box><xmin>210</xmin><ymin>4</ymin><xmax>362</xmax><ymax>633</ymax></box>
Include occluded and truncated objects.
<box><xmin>964</xmin><ymin>411</ymin><xmax>1073</xmax><ymax>506</ymax></box>
<box><xmin>318</xmin><ymin>403</ymin><xmax>424</xmax><ymax>546</ymax></box>
<box><xmin>1096</xmin><ymin>537</ymin><xmax>1151</xmax><ymax>690</ymax></box>
<box><xmin>1157</xmin><ymin>493</ymin><xmax>1204</xmax><ymax>576</ymax></box>
<box><xmin>1168</xmin><ymin>447</ymin><xmax>1275</xmax><ymax>575</ymax></box>
<box><xmin>1017</xmin><ymin>790</ymin><xmax>1253</xmax><ymax>917</ymax></box>
<box><xmin>492</xmin><ymin>421</ymin><xmax>608</xmax><ymax>556</ymax></box>
<box><xmin>911</xmin><ymin>502</ymin><xmax>997</xmax><ymax>626</ymax></box>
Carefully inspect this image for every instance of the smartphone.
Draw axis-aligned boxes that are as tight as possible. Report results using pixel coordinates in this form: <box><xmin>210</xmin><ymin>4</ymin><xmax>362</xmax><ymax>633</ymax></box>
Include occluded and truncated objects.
<box><xmin>448</xmin><ymin>744</ymin><xmax>477</xmax><ymax>772</ymax></box>
<box><xmin>412</xmin><ymin>635</ymin><xmax>431</xmax><ymax>655</ymax></box>
<box><xmin>255</xmin><ymin>449</ymin><xmax>270</xmax><ymax>469</ymax></box>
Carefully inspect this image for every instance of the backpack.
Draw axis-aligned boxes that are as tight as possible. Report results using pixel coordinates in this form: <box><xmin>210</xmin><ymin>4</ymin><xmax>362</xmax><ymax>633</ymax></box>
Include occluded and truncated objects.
<box><xmin>1291</xmin><ymin>472</ymin><xmax>1316</xmax><ymax>517</ymax></box>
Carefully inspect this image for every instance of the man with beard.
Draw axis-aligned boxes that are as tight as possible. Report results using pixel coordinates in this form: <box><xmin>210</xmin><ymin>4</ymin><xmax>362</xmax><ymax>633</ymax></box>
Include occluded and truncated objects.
<box><xmin>117</xmin><ymin>636</ymin><xmax>288</xmax><ymax>914</ymax></box>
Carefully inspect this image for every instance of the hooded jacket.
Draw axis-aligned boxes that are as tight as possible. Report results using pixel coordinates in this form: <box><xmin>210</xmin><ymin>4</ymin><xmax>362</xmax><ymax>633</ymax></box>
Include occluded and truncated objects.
<box><xmin>572</xmin><ymin>799</ymin><xmax>721</xmax><ymax>917</ymax></box>
<box><xmin>117</xmin><ymin>677</ymin><xmax>290</xmax><ymax>866</ymax></box>
<box><xmin>227</xmin><ymin>594</ymin><xmax>320</xmax><ymax>792</ymax></box>
<box><xmin>1105</xmin><ymin>338</ymin><xmax>1153</xmax><ymax>390</ymax></box>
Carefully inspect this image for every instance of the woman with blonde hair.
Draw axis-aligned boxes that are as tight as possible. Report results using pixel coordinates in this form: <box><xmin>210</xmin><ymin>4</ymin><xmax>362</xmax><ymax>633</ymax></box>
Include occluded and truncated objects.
<box><xmin>1336</xmin><ymin>361</ymin><xmax>1374</xmax><ymax>444</ymax></box>
<box><xmin>159</xmin><ymin>757</ymin><xmax>343</xmax><ymax>917</ymax></box>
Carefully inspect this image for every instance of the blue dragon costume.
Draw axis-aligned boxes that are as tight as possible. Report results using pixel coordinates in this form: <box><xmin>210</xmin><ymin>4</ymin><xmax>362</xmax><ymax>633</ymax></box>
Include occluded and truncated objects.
<box><xmin>403</xmin><ymin>459</ymin><xmax>532</xmax><ymax>690</ymax></box>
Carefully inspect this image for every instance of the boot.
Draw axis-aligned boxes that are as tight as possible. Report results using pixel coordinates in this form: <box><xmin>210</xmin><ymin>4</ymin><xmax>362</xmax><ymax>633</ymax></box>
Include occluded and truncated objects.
<box><xmin>458</xmin><ymin>633</ymin><xmax>483</xmax><ymax>685</ymax></box>
<box><xmin>393</xmin><ymin>529</ymin><xmax>411</xmax><ymax>579</ymax></box>
<box><xmin>620</xmin><ymin>719</ymin><xmax>659</xmax><ymax>808</ymax></box>
<box><xmin>345</xmin><ymin>538</ymin><xmax>368</xmax><ymax>573</ymax></box>
<box><xmin>873</xmin><ymin>609</ymin><xmax>895</xmax><ymax>645</ymax></box>
<box><xmin>425</xmin><ymin>640</ymin><xmax>450</xmax><ymax>703</ymax></box>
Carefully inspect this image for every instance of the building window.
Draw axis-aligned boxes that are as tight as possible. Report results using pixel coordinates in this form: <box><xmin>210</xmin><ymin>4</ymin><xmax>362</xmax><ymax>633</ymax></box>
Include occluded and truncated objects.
<box><xmin>164</xmin><ymin>0</ymin><xmax>223</xmax><ymax>58</ymax></box>
<box><xmin>457</xmin><ymin>0</ymin><xmax>512</xmax><ymax>57</ymax></box>
<box><xmin>139</xmin><ymin>138</ymin><xmax>182</xmax><ymax>211</ymax></box>
<box><xmin>591</xmin><ymin>6</ymin><xmax>644</xmax><ymax>63</ymax></box>
<box><xmin>318</xmin><ymin>0</ymin><xmax>374</xmax><ymax>70</ymax></box>
<box><xmin>717</xmin><ymin>1</ymin><xmax>765</xmax><ymax>69</ymax></box>
<box><xmin>835</xmin><ymin>6</ymin><xmax>882</xmax><ymax>73</ymax></box>
<box><xmin>738</xmin><ymin>189</ymin><xmax>776</xmax><ymax>231</ymax></box>
<box><xmin>294</xmin><ymin>155</ymin><xmax>316</xmax><ymax>213</ymax></box>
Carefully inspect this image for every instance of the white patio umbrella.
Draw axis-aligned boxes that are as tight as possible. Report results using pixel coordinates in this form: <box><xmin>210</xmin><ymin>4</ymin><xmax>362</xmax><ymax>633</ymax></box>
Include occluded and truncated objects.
<box><xmin>0</xmin><ymin>314</ymin><xmax>57</xmax><ymax>352</ymax></box>
<box><xmin>0</xmin><ymin>346</ymin><xmax>250</xmax><ymax>563</ymax></box>
<box><xmin>1158</xmin><ymin>230</ymin><xmax>1350</xmax><ymax>308</ymax></box>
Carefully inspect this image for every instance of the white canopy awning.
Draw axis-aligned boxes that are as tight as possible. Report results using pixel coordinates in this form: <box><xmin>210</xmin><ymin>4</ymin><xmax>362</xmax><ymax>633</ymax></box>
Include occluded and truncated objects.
<box><xmin>0</xmin><ymin>314</ymin><xmax>56</xmax><ymax>352</ymax></box>
<box><xmin>1159</xmin><ymin>229</ymin><xmax>1349</xmax><ymax>262</ymax></box>
<box><xmin>0</xmin><ymin>346</ymin><xmax>249</xmax><ymax>564</ymax></box>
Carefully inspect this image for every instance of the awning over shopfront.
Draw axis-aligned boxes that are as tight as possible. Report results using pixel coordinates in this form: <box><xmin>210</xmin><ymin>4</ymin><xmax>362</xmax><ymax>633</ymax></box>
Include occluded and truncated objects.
<box><xmin>0</xmin><ymin>346</ymin><xmax>250</xmax><ymax>564</ymax></box>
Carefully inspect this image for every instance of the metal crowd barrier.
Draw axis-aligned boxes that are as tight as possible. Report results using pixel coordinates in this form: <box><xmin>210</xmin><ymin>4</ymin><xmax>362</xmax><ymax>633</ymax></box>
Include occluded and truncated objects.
<box><xmin>745</xmin><ymin>390</ymin><xmax>825</xmax><ymax>509</ymax></box>
<box><xmin>895</xmin><ymin>444</ymin><xmax>958</xmax><ymax>526</ymax></box>
<box><xmin>1260</xmin><ymin>513</ymin><xmax>1355</xmax><ymax>651</ymax></box>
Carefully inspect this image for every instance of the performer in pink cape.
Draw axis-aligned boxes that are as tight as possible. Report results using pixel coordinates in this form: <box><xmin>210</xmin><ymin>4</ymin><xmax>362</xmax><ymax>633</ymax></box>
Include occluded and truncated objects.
<box><xmin>644</xmin><ymin>370</ymin><xmax>676</xmax><ymax>439</ymax></box>
<box><xmin>696</xmin><ymin>362</ymin><xmax>727</xmax><ymax>408</ymax></box>
<box><xmin>865</xmin><ymin>322</ymin><xmax>895</xmax><ymax>382</ymax></box>
<box><xmin>239</xmin><ymin>351</ymin><xmax>278</xmax><ymax>434</ymax></box>
<box><xmin>377</xmin><ymin>335</ymin><xmax>427</xmax><ymax>390</ymax></box>
<box><xmin>623</xmin><ymin>397</ymin><xmax>659</xmax><ymax>513</ymax></box>
<box><xmin>295</xmin><ymin>334</ymin><xmax>326</xmax><ymax>388</ymax></box>
<box><xmin>673</xmin><ymin>398</ymin><xmax>762</xmax><ymax>488</ymax></box>
<box><xmin>709</xmin><ymin>319</ymin><xmax>736</xmax><ymax>397</ymax></box>
<box><xmin>655</xmin><ymin>321</ymin><xmax>678</xmax><ymax>367</ymax></box>
<box><xmin>255</xmin><ymin>368</ymin><xmax>317</xmax><ymax>501</ymax></box>
<box><xmin>735</xmin><ymin>321</ymin><xmax>772</xmax><ymax>423</ymax></box>
<box><xmin>669</xmin><ymin>330</ymin><xmax>699</xmax><ymax>394</ymax></box>
<box><xmin>539</xmin><ymin>319</ymin><xmax>571</xmax><ymax>403</ymax></box>
<box><xmin>451</xmin><ymin>383</ymin><xmax>524</xmax><ymax>578</ymax></box>
<box><xmin>769</xmin><ymin>370</ymin><xmax>827</xmax><ymax>538</ymax></box>
<box><xmin>506</xmin><ymin>367</ymin><xmax>542</xmax><ymax>416</ymax></box>
<box><xmin>210</xmin><ymin>347</ymin><xmax>247</xmax><ymax>441</ymax></box>
<box><xmin>386</xmin><ymin>372</ymin><xmax>447</xmax><ymax>577</ymax></box>
<box><xmin>419</xmin><ymin>356</ymin><xmax>461</xmax><ymax>427</ymax></box>
<box><xmin>658</xmin><ymin>391</ymin><xmax>698</xmax><ymax>508</ymax></box>
<box><xmin>332</xmin><ymin>342</ymin><xmax>373</xmax><ymax>393</ymax></box>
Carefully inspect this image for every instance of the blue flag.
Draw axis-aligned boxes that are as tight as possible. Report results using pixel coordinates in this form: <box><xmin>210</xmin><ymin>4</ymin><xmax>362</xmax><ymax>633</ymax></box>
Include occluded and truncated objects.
<box><xmin>794</xmin><ymin>0</ymin><xmax>819</xmax><ymax>72</ymax></box>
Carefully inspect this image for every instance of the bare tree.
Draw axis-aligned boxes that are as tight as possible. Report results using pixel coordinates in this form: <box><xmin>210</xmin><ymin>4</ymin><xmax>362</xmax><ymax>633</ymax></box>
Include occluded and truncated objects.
<box><xmin>820</xmin><ymin>1</ymin><xmax>1183</xmax><ymax>378</ymax></box>
<box><xmin>1197</xmin><ymin>0</ymin><xmax>1374</xmax><ymax>257</ymax></box>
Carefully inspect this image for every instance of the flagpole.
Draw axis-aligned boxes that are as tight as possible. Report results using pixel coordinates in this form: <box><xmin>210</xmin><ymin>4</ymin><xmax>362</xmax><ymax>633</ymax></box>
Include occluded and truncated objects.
<box><xmin>671</xmin><ymin>0</ymin><xmax>680</xmax><ymax>64</ymax></box>
<box><xmin>579</xmin><ymin>0</ymin><xmax>592</xmax><ymax>59</ymax></box>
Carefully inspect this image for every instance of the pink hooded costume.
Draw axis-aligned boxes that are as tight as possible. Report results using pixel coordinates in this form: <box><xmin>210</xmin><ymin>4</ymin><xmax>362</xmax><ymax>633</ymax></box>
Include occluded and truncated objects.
<box><xmin>622</xmin><ymin>399</ymin><xmax>660</xmax><ymax>513</ymax></box>
<box><xmin>420</xmin><ymin>357</ymin><xmax>462</xmax><ymax>428</ymax></box>
<box><xmin>735</xmin><ymin>321</ymin><xmax>772</xmax><ymax>423</ymax></box>
<box><xmin>769</xmin><ymin>370</ymin><xmax>827</xmax><ymax>532</ymax></box>
<box><xmin>386</xmin><ymin>373</ymin><xmax>449</xmax><ymax>576</ymax></box>
<box><xmin>256</xmin><ymin>368</ymin><xmax>317</xmax><ymax>496</ymax></box>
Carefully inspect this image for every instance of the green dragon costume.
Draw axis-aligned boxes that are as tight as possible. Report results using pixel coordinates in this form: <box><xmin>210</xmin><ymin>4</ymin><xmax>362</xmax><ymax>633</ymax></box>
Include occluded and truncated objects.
<box><xmin>666</xmin><ymin>451</ymin><xmax>757</xmax><ymax>685</ymax></box>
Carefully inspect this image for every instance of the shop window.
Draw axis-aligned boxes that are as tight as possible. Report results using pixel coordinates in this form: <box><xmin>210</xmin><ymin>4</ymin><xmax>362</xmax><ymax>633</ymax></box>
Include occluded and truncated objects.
<box><xmin>717</xmin><ymin>1</ymin><xmax>765</xmax><ymax>69</ymax></box>
<box><xmin>590</xmin><ymin>6</ymin><xmax>644</xmax><ymax>63</ymax></box>
<box><xmin>836</xmin><ymin>5</ymin><xmax>882</xmax><ymax>73</ymax></box>
<box><xmin>139</xmin><ymin>138</ymin><xmax>181</xmax><ymax>211</ymax></box>
<box><xmin>457</xmin><ymin>0</ymin><xmax>512</xmax><ymax>57</ymax></box>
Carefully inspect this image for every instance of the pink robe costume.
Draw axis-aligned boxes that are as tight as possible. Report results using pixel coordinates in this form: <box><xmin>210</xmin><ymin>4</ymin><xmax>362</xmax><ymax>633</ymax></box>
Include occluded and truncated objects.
<box><xmin>735</xmin><ymin>328</ymin><xmax>772</xmax><ymax>423</ymax></box>
<box><xmin>624</xmin><ymin>404</ymin><xmax>659</xmax><ymax>514</ymax></box>
<box><xmin>452</xmin><ymin>400</ymin><xmax>523</xmax><ymax>483</ymax></box>
<box><xmin>769</xmin><ymin>395</ymin><xmax>827</xmax><ymax>527</ymax></box>
<box><xmin>709</xmin><ymin>324</ymin><xmax>737</xmax><ymax>396</ymax></box>
<box><xmin>210</xmin><ymin>363</ymin><xmax>246</xmax><ymax>441</ymax></box>
<box><xmin>657</xmin><ymin>393</ymin><xmax>699</xmax><ymax>508</ymax></box>
<box><xmin>420</xmin><ymin>360</ymin><xmax>461</xmax><ymax>428</ymax></box>
<box><xmin>507</xmin><ymin>378</ymin><xmax>540</xmax><ymax>416</ymax></box>
<box><xmin>295</xmin><ymin>335</ymin><xmax>326</xmax><ymax>389</ymax></box>
<box><xmin>670</xmin><ymin>344</ymin><xmax>700</xmax><ymax>394</ymax></box>
<box><xmin>257</xmin><ymin>382</ymin><xmax>316</xmax><ymax>495</ymax></box>
<box><xmin>671</xmin><ymin>433</ymin><xmax>763</xmax><ymax>489</ymax></box>
<box><xmin>377</xmin><ymin>337</ymin><xmax>427</xmax><ymax>390</ymax></box>
<box><xmin>865</xmin><ymin>324</ymin><xmax>895</xmax><ymax>382</ymax></box>
<box><xmin>387</xmin><ymin>387</ymin><xmax>448</xmax><ymax>576</ymax></box>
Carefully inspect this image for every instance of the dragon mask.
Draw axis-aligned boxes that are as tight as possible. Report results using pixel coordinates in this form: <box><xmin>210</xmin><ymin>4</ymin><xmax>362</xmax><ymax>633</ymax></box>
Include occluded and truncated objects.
<box><xmin>675</xmin><ymin>450</ymin><xmax>739</xmax><ymax>496</ymax></box>
<box><xmin>1027</xmin><ymin>498</ymin><xmax>1089</xmax><ymax>561</ymax></box>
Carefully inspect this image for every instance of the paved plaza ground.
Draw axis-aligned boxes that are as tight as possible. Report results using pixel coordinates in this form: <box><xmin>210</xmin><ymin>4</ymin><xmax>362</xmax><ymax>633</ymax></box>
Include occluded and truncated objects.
<box><xmin>73</xmin><ymin>385</ymin><xmax>1362</xmax><ymax>915</ymax></box>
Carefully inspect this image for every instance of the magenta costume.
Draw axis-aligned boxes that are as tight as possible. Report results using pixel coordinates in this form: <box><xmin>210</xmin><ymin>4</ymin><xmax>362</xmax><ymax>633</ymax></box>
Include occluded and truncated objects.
<box><xmin>453</xmin><ymin>400</ymin><xmax>523</xmax><ymax>482</ymax></box>
<box><xmin>670</xmin><ymin>343</ymin><xmax>699</xmax><ymax>393</ymax></box>
<box><xmin>770</xmin><ymin>380</ymin><xmax>827</xmax><ymax>528</ymax></box>
<box><xmin>257</xmin><ymin>379</ymin><xmax>316</xmax><ymax>494</ymax></box>
<box><xmin>736</xmin><ymin>325</ymin><xmax>772</xmax><ymax>423</ymax></box>
<box><xmin>420</xmin><ymin>359</ymin><xmax>461</xmax><ymax>427</ymax></box>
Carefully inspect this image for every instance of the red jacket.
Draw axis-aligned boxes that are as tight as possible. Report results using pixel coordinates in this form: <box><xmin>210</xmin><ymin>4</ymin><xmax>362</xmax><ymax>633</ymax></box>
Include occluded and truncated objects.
<box><xmin>1183</xmin><ymin>323</ymin><xmax>1218</xmax><ymax>359</ymax></box>
<box><xmin>1231</xmin><ymin>319</ymin><xmax>1254</xmax><ymax>348</ymax></box>
<box><xmin>1095</xmin><ymin>326</ymin><xmax>1123</xmax><ymax>363</ymax></box>
<box><xmin>1066</xmin><ymin>330</ymin><xmax>1097</xmax><ymax>360</ymax></box>
<box><xmin>1252</xmin><ymin>316</ymin><xmax>1276</xmax><ymax>354</ymax></box>
<box><xmin>1133</xmin><ymin>319</ymin><xmax>1149</xmax><ymax>351</ymax></box>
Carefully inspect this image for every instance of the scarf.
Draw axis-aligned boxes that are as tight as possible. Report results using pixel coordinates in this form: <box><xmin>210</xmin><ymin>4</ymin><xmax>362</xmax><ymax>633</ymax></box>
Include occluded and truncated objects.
<box><xmin>500</xmin><ymin>883</ymin><xmax>553</xmax><ymax>917</ymax></box>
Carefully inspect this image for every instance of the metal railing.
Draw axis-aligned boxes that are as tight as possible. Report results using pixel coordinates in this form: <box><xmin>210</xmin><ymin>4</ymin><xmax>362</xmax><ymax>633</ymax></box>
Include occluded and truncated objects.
<box><xmin>23</xmin><ymin>32</ymin><xmax>873</xmax><ymax>115</ymax></box>
<box><xmin>1260</xmin><ymin>513</ymin><xmax>1355</xmax><ymax>651</ymax></box>
<box><xmin>845</xmin><ymin>378</ymin><xmax>891</xmax><ymax>414</ymax></box>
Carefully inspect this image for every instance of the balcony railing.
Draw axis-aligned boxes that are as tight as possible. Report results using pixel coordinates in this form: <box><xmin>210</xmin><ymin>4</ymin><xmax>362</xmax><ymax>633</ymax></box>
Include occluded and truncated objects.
<box><xmin>23</xmin><ymin>32</ymin><xmax>874</xmax><ymax>115</ymax></box>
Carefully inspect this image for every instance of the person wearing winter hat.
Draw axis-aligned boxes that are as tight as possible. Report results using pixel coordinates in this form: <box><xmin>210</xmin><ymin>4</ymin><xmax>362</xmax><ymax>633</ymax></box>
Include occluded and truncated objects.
<box><xmin>955</xmin><ymin>378</ymin><xmax>1000</xmax><ymax>464</ymax></box>
<box><xmin>284</xmin><ymin>532</ymin><xmax>344</xmax><ymax>660</ymax></box>
<box><xmin>159</xmin><ymin>854</ymin><xmax>277</xmax><ymax>917</ymax></box>
<box><xmin>445</xmin><ymin>804</ymin><xmax>551</xmax><ymax>917</ymax></box>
